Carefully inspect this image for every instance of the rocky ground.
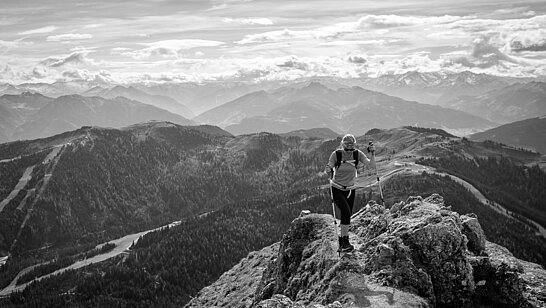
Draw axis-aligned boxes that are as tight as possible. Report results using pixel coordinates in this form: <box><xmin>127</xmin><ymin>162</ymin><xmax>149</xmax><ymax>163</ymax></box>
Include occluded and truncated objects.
<box><xmin>186</xmin><ymin>194</ymin><xmax>546</xmax><ymax>308</ymax></box>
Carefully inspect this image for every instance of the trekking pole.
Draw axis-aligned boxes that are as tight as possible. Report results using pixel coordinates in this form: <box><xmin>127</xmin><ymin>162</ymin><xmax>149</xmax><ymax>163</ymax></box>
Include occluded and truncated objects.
<box><xmin>370</xmin><ymin>142</ymin><xmax>385</xmax><ymax>206</ymax></box>
<box><xmin>329</xmin><ymin>179</ymin><xmax>340</xmax><ymax>256</ymax></box>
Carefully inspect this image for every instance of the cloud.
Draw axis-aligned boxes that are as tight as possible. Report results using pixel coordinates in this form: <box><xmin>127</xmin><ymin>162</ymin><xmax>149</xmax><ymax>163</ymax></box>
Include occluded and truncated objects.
<box><xmin>142</xmin><ymin>39</ymin><xmax>225</xmax><ymax>49</ymax></box>
<box><xmin>70</xmin><ymin>46</ymin><xmax>98</xmax><ymax>53</ymax></box>
<box><xmin>222</xmin><ymin>18</ymin><xmax>273</xmax><ymax>25</ymax></box>
<box><xmin>46</xmin><ymin>33</ymin><xmax>93</xmax><ymax>42</ymax></box>
<box><xmin>356</xmin><ymin>15</ymin><xmax>464</xmax><ymax>29</ymax></box>
<box><xmin>18</xmin><ymin>26</ymin><xmax>58</xmax><ymax>35</ymax></box>
<box><xmin>117</xmin><ymin>39</ymin><xmax>225</xmax><ymax>59</ymax></box>
<box><xmin>236</xmin><ymin>14</ymin><xmax>466</xmax><ymax>45</ymax></box>
<box><xmin>39</xmin><ymin>51</ymin><xmax>91</xmax><ymax>67</ymax></box>
<box><xmin>61</xmin><ymin>69</ymin><xmax>114</xmax><ymax>83</ymax></box>
<box><xmin>0</xmin><ymin>17</ymin><xmax>22</xmax><ymax>26</ymax></box>
<box><xmin>441</xmin><ymin>36</ymin><xmax>519</xmax><ymax>69</ymax></box>
<box><xmin>84</xmin><ymin>24</ymin><xmax>105</xmax><ymax>29</ymax></box>
<box><xmin>489</xmin><ymin>7</ymin><xmax>536</xmax><ymax>18</ymax></box>
<box><xmin>321</xmin><ymin>39</ymin><xmax>399</xmax><ymax>46</ymax></box>
<box><xmin>236</xmin><ymin>28</ymin><xmax>337</xmax><ymax>44</ymax></box>
<box><xmin>507</xmin><ymin>29</ymin><xmax>546</xmax><ymax>52</ymax></box>
<box><xmin>348</xmin><ymin>55</ymin><xmax>367</xmax><ymax>64</ymax></box>
<box><xmin>207</xmin><ymin>4</ymin><xmax>227</xmax><ymax>11</ymax></box>
<box><xmin>276</xmin><ymin>56</ymin><xmax>310</xmax><ymax>70</ymax></box>
<box><xmin>0</xmin><ymin>39</ymin><xmax>32</xmax><ymax>49</ymax></box>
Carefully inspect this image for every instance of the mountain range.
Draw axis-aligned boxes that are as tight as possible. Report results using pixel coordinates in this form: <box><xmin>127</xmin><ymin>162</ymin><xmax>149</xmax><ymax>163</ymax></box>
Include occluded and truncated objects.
<box><xmin>2</xmin><ymin>71</ymin><xmax>544</xmax><ymax>140</ymax></box>
<box><xmin>196</xmin><ymin>82</ymin><xmax>497</xmax><ymax>136</ymax></box>
<box><xmin>84</xmin><ymin>85</ymin><xmax>195</xmax><ymax>119</ymax></box>
<box><xmin>359</xmin><ymin>71</ymin><xmax>530</xmax><ymax>105</ymax></box>
<box><xmin>134</xmin><ymin>82</ymin><xmax>272</xmax><ymax>116</ymax></box>
<box><xmin>441</xmin><ymin>81</ymin><xmax>546</xmax><ymax>124</ymax></box>
<box><xmin>0</xmin><ymin>93</ymin><xmax>193</xmax><ymax>142</ymax></box>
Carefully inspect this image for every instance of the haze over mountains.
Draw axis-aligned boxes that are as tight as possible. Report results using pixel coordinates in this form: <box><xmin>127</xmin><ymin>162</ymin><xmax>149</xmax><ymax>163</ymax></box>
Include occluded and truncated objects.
<box><xmin>359</xmin><ymin>71</ymin><xmax>528</xmax><ymax>105</ymax></box>
<box><xmin>1</xmin><ymin>70</ymin><xmax>544</xmax><ymax>155</ymax></box>
<box><xmin>199</xmin><ymin>82</ymin><xmax>497</xmax><ymax>136</ymax></box>
<box><xmin>441</xmin><ymin>81</ymin><xmax>546</xmax><ymax>124</ymax></box>
<box><xmin>84</xmin><ymin>85</ymin><xmax>195</xmax><ymax>119</ymax></box>
<box><xmin>0</xmin><ymin>93</ymin><xmax>193</xmax><ymax>143</ymax></box>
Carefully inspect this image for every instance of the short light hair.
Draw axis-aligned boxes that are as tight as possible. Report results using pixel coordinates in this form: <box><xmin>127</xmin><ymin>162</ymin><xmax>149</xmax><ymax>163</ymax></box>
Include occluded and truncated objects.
<box><xmin>341</xmin><ymin>134</ymin><xmax>356</xmax><ymax>144</ymax></box>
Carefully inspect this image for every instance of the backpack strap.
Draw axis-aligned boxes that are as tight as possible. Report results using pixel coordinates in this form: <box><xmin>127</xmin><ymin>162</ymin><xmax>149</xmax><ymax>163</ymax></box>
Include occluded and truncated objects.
<box><xmin>335</xmin><ymin>149</ymin><xmax>342</xmax><ymax>169</ymax></box>
<box><xmin>334</xmin><ymin>149</ymin><xmax>359</xmax><ymax>170</ymax></box>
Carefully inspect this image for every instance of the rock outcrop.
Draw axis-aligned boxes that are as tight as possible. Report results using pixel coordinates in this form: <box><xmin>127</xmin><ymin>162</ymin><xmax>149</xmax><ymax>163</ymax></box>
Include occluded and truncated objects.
<box><xmin>185</xmin><ymin>194</ymin><xmax>546</xmax><ymax>308</ymax></box>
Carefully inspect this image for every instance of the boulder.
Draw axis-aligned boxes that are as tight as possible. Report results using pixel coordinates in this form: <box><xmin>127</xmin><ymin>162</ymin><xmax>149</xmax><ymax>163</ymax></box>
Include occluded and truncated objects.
<box><xmin>460</xmin><ymin>214</ymin><xmax>486</xmax><ymax>255</ymax></box>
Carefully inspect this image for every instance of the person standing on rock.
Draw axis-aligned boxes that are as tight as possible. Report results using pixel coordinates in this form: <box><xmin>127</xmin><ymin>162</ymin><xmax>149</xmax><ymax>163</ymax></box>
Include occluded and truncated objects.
<box><xmin>325</xmin><ymin>134</ymin><xmax>375</xmax><ymax>252</ymax></box>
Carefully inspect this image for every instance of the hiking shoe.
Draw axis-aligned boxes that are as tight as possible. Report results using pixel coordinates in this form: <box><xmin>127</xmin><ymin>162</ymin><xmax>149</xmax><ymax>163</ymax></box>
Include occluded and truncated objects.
<box><xmin>339</xmin><ymin>236</ymin><xmax>354</xmax><ymax>252</ymax></box>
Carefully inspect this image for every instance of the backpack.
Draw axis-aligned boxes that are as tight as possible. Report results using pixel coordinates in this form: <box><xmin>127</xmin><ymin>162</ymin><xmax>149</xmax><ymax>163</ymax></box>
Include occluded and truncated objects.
<box><xmin>334</xmin><ymin>149</ymin><xmax>359</xmax><ymax>170</ymax></box>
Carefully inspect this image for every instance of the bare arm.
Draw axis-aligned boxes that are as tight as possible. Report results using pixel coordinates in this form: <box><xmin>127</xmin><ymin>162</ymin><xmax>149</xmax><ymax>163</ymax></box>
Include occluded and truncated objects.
<box><xmin>358</xmin><ymin>149</ymin><xmax>375</xmax><ymax>170</ymax></box>
<box><xmin>324</xmin><ymin>151</ymin><xmax>337</xmax><ymax>178</ymax></box>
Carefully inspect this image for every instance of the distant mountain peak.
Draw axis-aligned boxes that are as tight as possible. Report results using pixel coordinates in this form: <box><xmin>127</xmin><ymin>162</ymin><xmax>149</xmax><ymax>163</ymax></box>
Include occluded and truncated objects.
<box><xmin>301</xmin><ymin>81</ymin><xmax>331</xmax><ymax>93</ymax></box>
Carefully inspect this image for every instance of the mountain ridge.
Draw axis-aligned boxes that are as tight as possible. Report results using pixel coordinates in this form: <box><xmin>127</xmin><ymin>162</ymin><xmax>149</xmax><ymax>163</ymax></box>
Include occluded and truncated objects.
<box><xmin>0</xmin><ymin>93</ymin><xmax>194</xmax><ymax>142</ymax></box>
<box><xmin>219</xmin><ymin>83</ymin><xmax>497</xmax><ymax>136</ymax></box>
<box><xmin>441</xmin><ymin>81</ymin><xmax>546</xmax><ymax>124</ymax></box>
<box><xmin>470</xmin><ymin>117</ymin><xmax>546</xmax><ymax>154</ymax></box>
<box><xmin>85</xmin><ymin>85</ymin><xmax>195</xmax><ymax>119</ymax></box>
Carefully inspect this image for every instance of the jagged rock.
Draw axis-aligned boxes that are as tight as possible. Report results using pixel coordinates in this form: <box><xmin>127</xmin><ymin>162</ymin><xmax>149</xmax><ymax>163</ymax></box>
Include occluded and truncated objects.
<box><xmin>470</xmin><ymin>241</ymin><xmax>546</xmax><ymax>307</ymax></box>
<box><xmin>358</xmin><ymin>194</ymin><xmax>474</xmax><ymax>306</ymax></box>
<box><xmin>189</xmin><ymin>194</ymin><xmax>546</xmax><ymax>308</ymax></box>
<box><xmin>461</xmin><ymin>214</ymin><xmax>486</xmax><ymax>255</ymax></box>
<box><xmin>185</xmin><ymin>243</ymin><xmax>279</xmax><ymax>308</ymax></box>
<box><xmin>252</xmin><ymin>213</ymin><xmax>429</xmax><ymax>307</ymax></box>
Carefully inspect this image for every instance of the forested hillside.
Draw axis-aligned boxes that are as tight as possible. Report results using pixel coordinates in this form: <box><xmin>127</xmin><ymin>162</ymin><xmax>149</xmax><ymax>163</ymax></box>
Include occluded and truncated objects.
<box><xmin>7</xmin><ymin>191</ymin><xmax>337</xmax><ymax>307</ymax></box>
<box><xmin>1</xmin><ymin>124</ymin><xmax>545</xmax><ymax>307</ymax></box>
<box><xmin>0</xmin><ymin>123</ymin><xmax>339</xmax><ymax>303</ymax></box>
<box><xmin>416</xmin><ymin>155</ymin><xmax>546</xmax><ymax>229</ymax></box>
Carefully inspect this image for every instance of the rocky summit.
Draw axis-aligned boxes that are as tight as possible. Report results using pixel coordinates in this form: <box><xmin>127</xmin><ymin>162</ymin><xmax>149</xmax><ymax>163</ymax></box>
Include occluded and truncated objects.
<box><xmin>186</xmin><ymin>194</ymin><xmax>546</xmax><ymax>308</ymax></box>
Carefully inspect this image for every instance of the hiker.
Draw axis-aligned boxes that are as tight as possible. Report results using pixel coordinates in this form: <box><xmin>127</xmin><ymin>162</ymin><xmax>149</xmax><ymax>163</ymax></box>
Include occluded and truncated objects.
<box><xmin>325</xmin><ymin>134</ymin><xmax>375</xmax><ymax>252</ymax></box>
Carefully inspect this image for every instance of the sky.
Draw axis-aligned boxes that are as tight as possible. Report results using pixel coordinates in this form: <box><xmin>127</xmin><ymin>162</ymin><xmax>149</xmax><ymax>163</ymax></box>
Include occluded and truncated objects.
<box><xmin>1</xmin><ymin>0</ymin><xmax>546</xmax><ymax>84</ymax></box>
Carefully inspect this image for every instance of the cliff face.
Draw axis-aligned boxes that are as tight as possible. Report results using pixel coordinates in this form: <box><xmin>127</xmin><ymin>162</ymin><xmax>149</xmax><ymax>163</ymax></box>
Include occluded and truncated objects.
<box><xmin>186</xmin><ymin>194</ymin><xmax>546</xmax><ymax>308</ymax></box>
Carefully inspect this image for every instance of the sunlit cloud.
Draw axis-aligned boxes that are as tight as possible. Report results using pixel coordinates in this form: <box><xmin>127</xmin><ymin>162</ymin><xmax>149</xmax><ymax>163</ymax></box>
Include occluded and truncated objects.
<box><xmin>18</xmin><ymin>26</ymin><xmax>58</xmax><ymax>35</ymax></box>
<box><xmin>207</xmin><ymin>4</ymin><xmax>227</xmax><ymax>11</ymax></box>
<box><xmin>114</xmin><ymin>39</ymin><xmax>226</xmax><ymax>60</ymax></box>
<box><xmin>142</xmin><ymin>40</ymin><xmax>225</xmax><ymax>50</ymax></box>
<box><xmin>39</xmin><ymin>51</ymin><xmax>93</xmax><ymax>67</ymax></box>
<box><xmin>222</xmin><ymin>18</ymin><xmax>273</xmax><ymax>25</ymax></box>
<box><xmin>320</xmin><ymin>39</ymin><xmax>400</xmax><ymax>46</ymax></box>
<box><xmin>2</xmin><ymin>2</ymin><xmax>546</xmax><ymax>84</ymax></box>
<box><xmin>489</xmin><ymin>7</ymin><xmax>537</xmax><ymax>18</ymax></box>
<box><xmin>84</xmin><ymin>24</ymin><xmax>106</xmax><ymax>29</ymax></box>
<box><xmin>356</xmin><ymin>14</ymin><xmax>464</xmax><ymax>28</ymax></box>
<box><xmin>507</xmin><ymin>29</ymin><xmax>546</xmax><ymax>52</ymax></box>
<box><xmin>46</xmin><ymin>34</ymin><xmax>93</xmax><ymax>42</ymax></box>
